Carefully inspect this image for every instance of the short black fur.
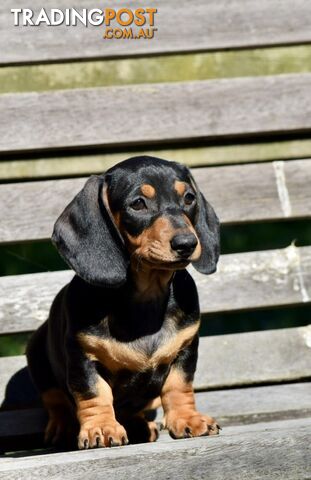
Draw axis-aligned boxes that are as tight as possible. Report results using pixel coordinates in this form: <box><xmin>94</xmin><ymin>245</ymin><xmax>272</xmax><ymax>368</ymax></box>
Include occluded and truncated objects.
<box><xmin>27</xmin><ymin>156</ymin><xmax>220</xmax><ymax>447</ymax></box>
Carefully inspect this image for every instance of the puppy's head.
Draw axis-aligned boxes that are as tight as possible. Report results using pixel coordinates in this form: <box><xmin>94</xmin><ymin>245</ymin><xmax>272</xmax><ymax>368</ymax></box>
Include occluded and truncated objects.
<box><xmin>52</xmin><ymin>156</ymin><xmax>220</xmax><ymax>287</ymax></box>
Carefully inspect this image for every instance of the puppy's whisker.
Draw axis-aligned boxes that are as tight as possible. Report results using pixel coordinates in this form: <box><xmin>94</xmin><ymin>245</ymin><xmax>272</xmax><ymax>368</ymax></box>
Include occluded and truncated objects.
<box><xmin>132</xmin><ymin>252</ymin><xmax>143</xmax><ymax>272</ymax></box>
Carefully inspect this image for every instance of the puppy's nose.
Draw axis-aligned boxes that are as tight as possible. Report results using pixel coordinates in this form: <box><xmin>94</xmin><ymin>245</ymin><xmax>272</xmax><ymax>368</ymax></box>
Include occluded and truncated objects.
<box><xmin>170</xmin><ymin>233</ymin><xmax>198</xmax><ymax>258</ymax></box>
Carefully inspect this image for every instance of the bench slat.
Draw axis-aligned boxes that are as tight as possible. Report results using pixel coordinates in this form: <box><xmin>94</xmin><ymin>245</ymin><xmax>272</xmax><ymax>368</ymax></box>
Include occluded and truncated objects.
<box><xmin>195</xmin><ymin>326</ymin><xmax>311</xmax><ymax>390</ymax></box>
<box><xmin>1</xmin><ymin>327</ymin><xmax>310</xmax><ymax>406</ymax></box>
<box><xmin>1</xmin><ymin>46</ymin><xmax>311</xmax><ymax>97</ymax></box>
<box><xmin>1</xmin><ymin>158</ymin><xmax>310</xmax><ymax>243</ymax></box>
<box><xmin>1</xmin><ymin>75</ymin><xmax>311</xmax><ymax>154</ymax></box>
<box><xmin>194</xmin><ymin>244</ymin><xmax>311</xmax><ymax>313</ymax></box>
<box><xmin>1</xmin><ymin>140</ymin><xmax>311</xmax><ymax>181</ymax></box>
<box><xmin>0</xmin><ymin>246</ymin><xmax>310</xmax><ymax>334</ymax></box>
<box><xmin>1</xmin><ymin>0</ymin><xmax>311</xmax><ymax>65</ymax></box>
<box><xmin>1</xmin><ymin>383</ymin><xmax>310</xmax><ymax>452</ymax></box>
<box><xmin>1</xmin><ymin>383</ymin><xmax>310</xmax><ymax>440</ymax></box>
<box><xmin>0</xmin><ymin>418</ymin><xmax>310</xmax><ymax>479</ymax></box>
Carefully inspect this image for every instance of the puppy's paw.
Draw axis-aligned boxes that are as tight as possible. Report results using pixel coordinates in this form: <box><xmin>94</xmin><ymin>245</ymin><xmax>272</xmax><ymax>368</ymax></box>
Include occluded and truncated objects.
<box><xmin>147</xmin><ymin>421</ymin><xmax>159</xmax><ymax>442</ymax></box>
<box><xmin>78</xmin><ymin>419</ymin><xmax>128</xmax><ymax>449</ymax></box>
<box><xmin>122</xmin><ymin>416</ymin><xmax>159</xmax><ymax>444</ymax></box>
<box><xmin>44</xmin><ymin>412</ymin><xmax>77</xmax><ymax>447</ymax></box>
<box><xmin>166</xmin><ymin>412</ymin><xmax>220</xmax><ymax>439</ymax></box>
<box><xmin>45</xmin><ymin>416</ymin><xmax>67</xmax><ymax>445</ymax></box>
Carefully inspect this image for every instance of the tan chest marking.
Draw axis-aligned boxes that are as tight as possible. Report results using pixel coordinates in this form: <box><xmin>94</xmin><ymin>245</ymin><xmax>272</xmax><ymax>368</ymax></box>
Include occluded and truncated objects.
<box><xmin>77</xmin><ymin>322</ymin><xmax>199</xmax><ymax>373</ymax></box>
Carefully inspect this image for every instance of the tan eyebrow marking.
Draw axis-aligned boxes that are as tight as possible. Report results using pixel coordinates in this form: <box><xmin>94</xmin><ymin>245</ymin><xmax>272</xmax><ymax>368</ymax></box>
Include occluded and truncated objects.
<box><xmin>174</xmin><ymin>180</ymin><xmax>186</xmax><ymax>196</ymax></box>
<box><xmin>141</xmin><ymin>184</ymin><xmax>156</xmax><ymax>198</ymax></box>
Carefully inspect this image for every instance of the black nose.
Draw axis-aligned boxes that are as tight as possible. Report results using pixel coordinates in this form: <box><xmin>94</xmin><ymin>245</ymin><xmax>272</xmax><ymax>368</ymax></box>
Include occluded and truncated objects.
<box><xmin>170</xmin><ymin>233</ymin><xmax>198</xmax><ymax>258</ymax></box>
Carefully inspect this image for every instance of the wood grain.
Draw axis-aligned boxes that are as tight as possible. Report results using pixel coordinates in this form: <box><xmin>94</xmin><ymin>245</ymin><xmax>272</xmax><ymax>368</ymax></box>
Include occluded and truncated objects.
<box><xmin>195</xmin><ymin>325</ymin><xmax>311</xmax><ymax>390</ymax></box>
<box><xmin>0</xmin><ymin>326</ymin><xmax>310</xmax><ymax>405</ymax></box>
<box><xmin>1</xmin><ymin>140</ymin><xmax>311</xmax><ymax>181</ymax></box>
<box><xmin>0</xmin><ymin>418</ymin><xmax>310</xmax><ymax>479</ymax></box>
<box><xmin>193</xmin><ymin>244</ymin><xmax>311</xmax><ymax>314</ymax></box>
<box><xmin>1</xmin><ymin>46</ymin><xmax>311</xmax><ymax>95</ymax></box>
<box><xmin>1</xmin><ymin>0</ymin><xmax>311</xmax><ymax>65</ymax></box>
<box><xmin>195</xmin><ymin>383</ymin><xmax>311</xmax><ymax>425</ymax></box>
<box><xmin>0</xmin><ymin>158</ymin><xmax>311</xmax><ymax>243</ymax></box>
<box><xmin>1</xmin><ymin>75</ymin><xmax>311</xmax><ymax>154</ymax></box>
<box><xmin>0</xmin><ymin>246</ymin><xmax>310</xmax><ymax>334</ymax></box>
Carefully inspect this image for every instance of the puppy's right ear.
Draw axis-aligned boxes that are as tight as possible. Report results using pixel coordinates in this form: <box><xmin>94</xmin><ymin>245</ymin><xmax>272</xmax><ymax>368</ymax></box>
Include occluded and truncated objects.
<box><xmin>52</xmin><ymin>175</ymin><xmax>128</xmax><ymax>287</ymax></box>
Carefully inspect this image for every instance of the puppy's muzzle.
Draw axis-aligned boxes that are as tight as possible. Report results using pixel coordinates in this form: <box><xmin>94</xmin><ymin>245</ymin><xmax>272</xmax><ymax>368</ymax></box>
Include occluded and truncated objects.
<box><xmin>170</xmin><ymin>233</ymin><xmax>198</xmax><ymax>259</ymax></box>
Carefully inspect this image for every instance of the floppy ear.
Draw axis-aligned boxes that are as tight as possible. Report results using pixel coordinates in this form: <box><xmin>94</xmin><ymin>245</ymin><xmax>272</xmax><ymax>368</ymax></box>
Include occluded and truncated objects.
<box><xmin>191</xmin><ymin>187</ymin><xmax>220</xmax><ymax>275</ymax></box>
<box><xmin>51</xmin><ymin>175</ymin><xmax>128</xmax><ymax>287</ymax></box>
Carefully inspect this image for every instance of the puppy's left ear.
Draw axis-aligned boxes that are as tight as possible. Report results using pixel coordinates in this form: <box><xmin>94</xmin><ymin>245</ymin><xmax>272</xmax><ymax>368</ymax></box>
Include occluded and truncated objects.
<box><xmin>191</xmin><ymin>182</ymin><xmax>220</xmax><ymax>275</ymax></box>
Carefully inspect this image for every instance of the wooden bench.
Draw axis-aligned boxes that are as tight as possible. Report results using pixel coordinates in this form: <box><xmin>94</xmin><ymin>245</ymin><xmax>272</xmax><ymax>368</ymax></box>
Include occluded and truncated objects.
<box><xmin>0</xmin><ymin>0</ymin><xmax>310</xmax><ymax>478</ymax></box>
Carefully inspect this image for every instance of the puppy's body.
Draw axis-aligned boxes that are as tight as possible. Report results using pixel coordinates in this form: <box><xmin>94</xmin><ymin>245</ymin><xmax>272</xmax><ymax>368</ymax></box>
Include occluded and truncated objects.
<box><xmin>29</xmin><ymin>270</ymin><xmax>199</xmax><ymax>418</ymax></box>
<box><xmin>27</xmin><ymin>156</ymin><xmax>220</xmax><ymax>448</ymax></box>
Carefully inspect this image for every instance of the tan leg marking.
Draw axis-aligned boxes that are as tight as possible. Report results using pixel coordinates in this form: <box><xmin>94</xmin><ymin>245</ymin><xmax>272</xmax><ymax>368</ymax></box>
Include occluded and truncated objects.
<box><xmin>161</xmin><ymin>369</ymin><xmax>220</xmax><ymax>439</ymax></box>
<box><xmin>42</xmin><ymin>388</ymin><xmax>76</xmax><ymax>445</ymax></box>
<box><xmin>74</xmin><ymin>376</ymin><xmax>128</xmax><ymax>449</ymax></box>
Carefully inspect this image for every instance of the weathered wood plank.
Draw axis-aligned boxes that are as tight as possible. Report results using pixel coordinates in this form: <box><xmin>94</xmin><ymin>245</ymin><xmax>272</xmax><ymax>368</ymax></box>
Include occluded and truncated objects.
<box><xmin>1</xmin><ymin>158</ymin><xmax>311</xmax><ymax>243</ymax></box>
<box><xmin>195</xmin><ymin>326</ymin><xmax>311</xmax><ymax>390</ymax></box>
<box><xmin>1</xmin><ymin>327</ymin><xmax>310</xmax><ymax>405</ymax></box>
<box><xmin>1</xmin><ymin>140</ymin><xmax>311</xmax><ymax>181</ymax></box>
<box><xmin>0</xmin><ymin>271</ymin><xmax>74</xmax><ymax>334</ymax></box>
<box><xmin>194</xmin><ymin>158</ymin><xmax>311</xmax><ymax>225</ymax></box>
<box><xmin>1</xmin><ymin>0</ymin><xmax>311</xmax><ymax>65</ymax></box>
<box><xmin>195</xmin><ymin>383</ymin><xmax>311</xmax><ymax>425</ymax></box>
<box><xmin>193</xmin><ymin>244</ymin><xmax>311</xmax><ymax>314</ymax></box>
<box><xmin>1</xmin><ymin>75</ymin><xmax>311</xmax><ymax>154</ymax></box>
<box><xmin>1</xmin><ymin>46</ymin><xmax>311</xmax><ymax>95</ymax></box>
<box><xmin>0</xmin><ymin>356</ymin><xmax>26</xmax><ymax>406</ymax></box>
<box><xmin>0</xmin><ymin>246</ymin><xmax>310</xmax><ymax>334</ymax></box>
<box><xmin>1</xmin><ymin>384</ymin><xmax>310</xmax><ymax>442</ymax></box>
<box><xmin>0</xmin><ymin>418</ymin><xmax>310</xmax><ymax>479</ymax></box>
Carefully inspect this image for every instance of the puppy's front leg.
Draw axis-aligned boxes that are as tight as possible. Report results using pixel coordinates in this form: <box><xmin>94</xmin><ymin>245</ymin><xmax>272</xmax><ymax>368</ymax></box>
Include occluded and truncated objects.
<box><xmin>67</xmin><ymin>343</ymin><xmax>128</xmax><ymax>449</ymax></box>
<box><xmin>161</xmin><ymin>335</ymin><xmax>220</xmax><ymax>439</ymax></box>
<box><xmin>74</xmin><ymin>376</ymin><xmax>128</xmax><ymax>449</ymax></box>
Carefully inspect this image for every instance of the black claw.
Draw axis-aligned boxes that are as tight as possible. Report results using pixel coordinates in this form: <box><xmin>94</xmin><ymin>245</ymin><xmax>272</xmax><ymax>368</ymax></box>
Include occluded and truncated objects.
<box><xmin>184</xmin><ymin>427</ymin><xmax>192</xmax><ymax>438</ymax></box>
<box><xmin>217</xmin><ymin>424</ymin><xmax>222</xmax><ymax>431</ymax></box>
<box><xmin>96</xmin><ymin>436</ymin><xmax>100</xmax><ymax>447</ymax></box>
<box><xmin>83</xmin><ymin>439</ymin><xmax>89</xmax><ymax>449</ymax></box>
<box><xmin>108</xmin><ymin>437</ymin><xmax>120</xmax><ymax>447</ymax></box>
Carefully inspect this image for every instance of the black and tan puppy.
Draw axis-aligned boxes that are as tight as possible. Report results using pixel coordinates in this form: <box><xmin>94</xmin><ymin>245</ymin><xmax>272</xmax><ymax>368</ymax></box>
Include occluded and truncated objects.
<box><xmin>26</xmin><ymin>156</ymin><xmax>220</xmax><ymax>449</ymax></box>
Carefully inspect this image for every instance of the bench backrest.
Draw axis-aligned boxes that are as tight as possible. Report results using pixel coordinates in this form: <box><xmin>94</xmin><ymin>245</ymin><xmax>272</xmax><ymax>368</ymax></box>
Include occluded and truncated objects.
<box><xmin>0</xmin><ymin>0</ymin><xmax>310</xmax><ymax>409</ymax></box>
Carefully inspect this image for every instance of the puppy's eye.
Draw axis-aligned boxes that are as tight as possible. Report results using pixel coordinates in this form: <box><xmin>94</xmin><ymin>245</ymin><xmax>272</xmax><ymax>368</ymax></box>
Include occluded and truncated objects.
<box><xmin>184</xmin><ymin>192</ymin><xmax>196</xmax><ymax>206</ymax></box>
<box><xmin>130</xmin><ymin>198</ymin><xmax>147</xmax><ymax>211</ymax></box>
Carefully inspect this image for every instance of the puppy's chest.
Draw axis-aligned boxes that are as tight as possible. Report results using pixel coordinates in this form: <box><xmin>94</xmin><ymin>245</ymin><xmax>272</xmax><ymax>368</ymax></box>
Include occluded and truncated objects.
<box><xmin>77</xmin><ymin>317</ymin><xmax>199</xmax><ymax>373</ymax></box>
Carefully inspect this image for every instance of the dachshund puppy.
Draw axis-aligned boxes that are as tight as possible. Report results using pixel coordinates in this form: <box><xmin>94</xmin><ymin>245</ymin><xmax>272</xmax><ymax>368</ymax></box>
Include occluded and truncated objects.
<box><xmin>26</xmin><ymin>156</ymin><xmax>220</xmax><ymax>449</ymax></box>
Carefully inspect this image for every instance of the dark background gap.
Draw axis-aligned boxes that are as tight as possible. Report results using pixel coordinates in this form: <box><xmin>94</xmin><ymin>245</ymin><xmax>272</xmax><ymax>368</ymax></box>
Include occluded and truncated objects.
<box><xmin>0</xmin><ymin>218</ymin><xmax>310</xmax><ymax>355</ymax></box>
